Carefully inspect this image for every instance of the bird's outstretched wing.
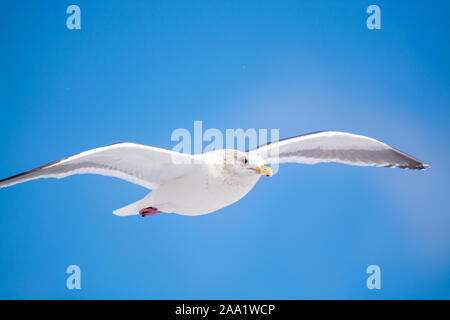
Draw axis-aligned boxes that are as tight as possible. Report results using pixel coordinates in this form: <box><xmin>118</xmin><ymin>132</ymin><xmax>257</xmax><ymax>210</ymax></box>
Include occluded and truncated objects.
<box><xmin>250</xmin><ymin>131</ymin><xmax>428</xmax><ymax>170</ymax></box>
<box><xmin>0</xmin><ymin>142</ymin><xmax>196</xmax><ymax>189</ymax></box>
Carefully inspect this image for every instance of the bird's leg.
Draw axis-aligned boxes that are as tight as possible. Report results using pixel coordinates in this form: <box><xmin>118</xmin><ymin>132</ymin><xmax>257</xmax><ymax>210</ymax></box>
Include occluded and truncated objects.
<box><xmin>139</xmin><ymin>207</ymin><xmax>162</xmax><ymax>217</ymax></box>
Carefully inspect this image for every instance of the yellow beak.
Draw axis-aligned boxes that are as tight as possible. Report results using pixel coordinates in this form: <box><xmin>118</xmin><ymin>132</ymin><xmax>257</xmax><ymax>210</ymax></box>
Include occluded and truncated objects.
<box><xmin>255</xmin><ymin>165</ymin><xmax>273</xmax><ymax>177</ymax></box>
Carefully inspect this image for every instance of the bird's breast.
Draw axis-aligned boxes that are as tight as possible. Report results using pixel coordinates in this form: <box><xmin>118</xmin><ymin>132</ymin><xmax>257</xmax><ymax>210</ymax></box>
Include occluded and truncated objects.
<box><xmin>154</xmin><ymin>164</ymin><xmax>259</xmax><ymax>215</ymax></box>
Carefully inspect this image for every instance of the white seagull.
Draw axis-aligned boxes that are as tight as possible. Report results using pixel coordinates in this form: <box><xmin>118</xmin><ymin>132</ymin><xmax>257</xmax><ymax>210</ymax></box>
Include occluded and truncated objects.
<box><xmin>0</xmin><ymin>131</ymin><xmax>428</xmax><ymax>217</ymax></box>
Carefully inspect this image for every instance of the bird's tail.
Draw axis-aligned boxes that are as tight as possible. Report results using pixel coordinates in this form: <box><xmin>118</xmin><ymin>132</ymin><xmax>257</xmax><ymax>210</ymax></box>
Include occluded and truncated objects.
<box><xmin>113</xmin><ymin>193</ymin><xmax>152</xmax><ymax>216</ymax></box>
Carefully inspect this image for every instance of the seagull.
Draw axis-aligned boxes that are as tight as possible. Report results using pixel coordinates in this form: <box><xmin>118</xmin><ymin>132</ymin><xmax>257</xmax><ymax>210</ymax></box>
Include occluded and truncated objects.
<box><xmin>0</xmin><ymin>131</ymin><xmax>428</xmax><ymax>217</ymax></box>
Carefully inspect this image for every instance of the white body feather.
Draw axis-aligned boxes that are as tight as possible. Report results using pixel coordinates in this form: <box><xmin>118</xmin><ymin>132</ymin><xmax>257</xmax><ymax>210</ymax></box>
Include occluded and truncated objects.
<box><xmin>115</xmin><ymin>151</ymin><xmax>261</xmax><ymax>216</ymax></box>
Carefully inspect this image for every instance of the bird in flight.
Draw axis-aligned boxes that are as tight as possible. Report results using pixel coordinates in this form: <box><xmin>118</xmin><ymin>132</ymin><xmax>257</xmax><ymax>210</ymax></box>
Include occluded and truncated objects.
<box><xmin>0</xmin><ymin>131</ymin><xmax>428</xmax><ymax>217</ymax></box>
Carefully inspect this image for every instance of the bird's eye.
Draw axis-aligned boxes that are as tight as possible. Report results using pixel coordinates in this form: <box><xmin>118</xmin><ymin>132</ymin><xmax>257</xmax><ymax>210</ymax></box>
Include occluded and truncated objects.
<box><xmin>244</xmin><ymin>158</ymin><xmax>248</xmax><ymax>164</ymax></box>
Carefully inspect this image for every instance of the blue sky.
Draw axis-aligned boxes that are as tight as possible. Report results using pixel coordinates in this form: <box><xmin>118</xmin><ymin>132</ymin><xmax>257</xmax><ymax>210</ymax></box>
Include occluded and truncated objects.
<box><xmin>0</xmin><ymin>0</ymin><xmax>449</xmax><ymax>299</ymax></box>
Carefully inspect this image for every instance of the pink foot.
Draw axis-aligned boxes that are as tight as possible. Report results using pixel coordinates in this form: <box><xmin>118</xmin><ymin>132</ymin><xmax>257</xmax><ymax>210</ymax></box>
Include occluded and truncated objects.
<box><xmin>139</xmin><ymin>207</ymin><xmax>162</xmax><ymax>217</ymax></box>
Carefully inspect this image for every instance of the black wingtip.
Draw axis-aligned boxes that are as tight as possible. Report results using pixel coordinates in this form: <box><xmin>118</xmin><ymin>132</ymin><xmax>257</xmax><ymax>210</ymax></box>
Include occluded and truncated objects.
<box><xmin>421</xmin><ymin>163</ymin><xmax>430</xmax><ymax>170</ymax></box>
<box><xmin>391</xmin><ymin>162</ymin><xmax>429</xmax><ymax>170</ymax></box>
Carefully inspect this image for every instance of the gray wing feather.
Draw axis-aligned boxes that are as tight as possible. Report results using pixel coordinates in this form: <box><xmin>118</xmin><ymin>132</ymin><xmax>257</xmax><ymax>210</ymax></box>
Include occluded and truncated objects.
<box><xmin>251</xmin><ymin>131</ymin><xmax>428</xmax><ymax>170</ymax></box>
<box><xmin>0</xmin><ymin>142</ymin><xmax>196</xmax><ymax>189</ymax></box>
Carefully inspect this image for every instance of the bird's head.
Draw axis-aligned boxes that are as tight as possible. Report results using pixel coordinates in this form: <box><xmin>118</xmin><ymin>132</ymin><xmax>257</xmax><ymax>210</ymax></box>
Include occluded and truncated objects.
<box><xmin>221</xmin><ymin>150</ymin><xmax>272</xmax><ymax>178</ymax></box>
